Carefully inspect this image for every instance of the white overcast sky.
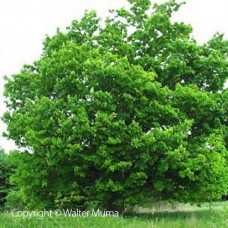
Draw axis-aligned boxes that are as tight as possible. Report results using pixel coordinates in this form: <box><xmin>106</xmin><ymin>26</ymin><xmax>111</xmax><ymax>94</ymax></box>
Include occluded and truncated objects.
<box><xmin>1</xmin><ymin>0</ymin><xmax>228</xmax><ymax>152</ymax></box>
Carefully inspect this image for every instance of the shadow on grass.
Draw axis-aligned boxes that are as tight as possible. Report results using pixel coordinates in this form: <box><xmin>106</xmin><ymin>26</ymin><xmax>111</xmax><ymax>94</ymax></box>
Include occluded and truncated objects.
<box><xmin>124</xmin><ymin>209</ymin><xmax>213</xmax><ymax>221</ymax></box>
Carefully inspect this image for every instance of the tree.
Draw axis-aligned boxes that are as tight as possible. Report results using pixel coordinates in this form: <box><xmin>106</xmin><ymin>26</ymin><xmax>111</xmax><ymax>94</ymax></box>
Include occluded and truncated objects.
<box><xmin>0</xmin><ymin>149</ymin><xmax>12</xmax><ymax>209</ymax></box>
<box><xmin>3</xmin><ymin>0</ymin><xmax>228</xmax><ymax>212</ymax></box>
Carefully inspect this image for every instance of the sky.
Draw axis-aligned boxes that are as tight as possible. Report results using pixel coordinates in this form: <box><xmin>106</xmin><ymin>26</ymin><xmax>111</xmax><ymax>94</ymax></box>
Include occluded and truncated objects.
<box><xmin>1</xmin><ymin>0</ymin><xmax>228</xmax><ymax>152</ymax></box>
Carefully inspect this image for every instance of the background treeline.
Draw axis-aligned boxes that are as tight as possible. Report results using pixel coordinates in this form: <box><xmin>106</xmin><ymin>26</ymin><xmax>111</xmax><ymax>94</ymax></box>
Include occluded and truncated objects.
<box><xmin>0</xmin><ymin>149</ymin><xmax>13</xmax><ymax>210</ymax></box>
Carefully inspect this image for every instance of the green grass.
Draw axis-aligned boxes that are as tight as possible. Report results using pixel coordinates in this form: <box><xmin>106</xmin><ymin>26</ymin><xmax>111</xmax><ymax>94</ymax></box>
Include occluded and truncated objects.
<box><xmin>0</xmin><ymin>206</ymin><xmax>228</xmax><ymax>228</ymax></box>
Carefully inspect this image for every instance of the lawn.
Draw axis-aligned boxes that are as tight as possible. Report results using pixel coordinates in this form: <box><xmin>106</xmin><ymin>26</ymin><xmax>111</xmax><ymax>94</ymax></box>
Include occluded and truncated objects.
<box><xmin>0</xmin><ymin>203</ymin><xmax>228</xmax><ymax>228</ymax></box>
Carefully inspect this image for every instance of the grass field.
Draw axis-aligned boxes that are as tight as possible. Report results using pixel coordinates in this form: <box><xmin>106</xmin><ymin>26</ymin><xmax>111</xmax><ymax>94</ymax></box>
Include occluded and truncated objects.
<box><xmin>0</xmin><ymin>203</ymin><xmax>228</xmax><ymax>228</ymax></box>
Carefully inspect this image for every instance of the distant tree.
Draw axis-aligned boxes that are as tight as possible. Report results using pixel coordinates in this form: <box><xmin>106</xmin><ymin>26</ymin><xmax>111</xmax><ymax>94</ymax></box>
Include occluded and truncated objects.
<box><xmin>3</xmin><ymin>0</ymin><xmax>228</xmax><ymax>212</ymax></box>
<box><xmin>0</xmin><ymin>149</ymin><xmax>12</xmax><ymax>209</ymax></box>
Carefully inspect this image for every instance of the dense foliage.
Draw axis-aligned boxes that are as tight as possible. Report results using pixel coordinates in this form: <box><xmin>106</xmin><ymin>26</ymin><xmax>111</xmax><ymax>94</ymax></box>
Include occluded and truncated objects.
<box><xmin>0</xmin><ymin>149</ymin><xmax>12</xmax><ymax>209</ymax></box>
<box><xmin>3</xmin><ymin>0</ymin><xmax>228</xmax><ymax>212</ymax></box>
